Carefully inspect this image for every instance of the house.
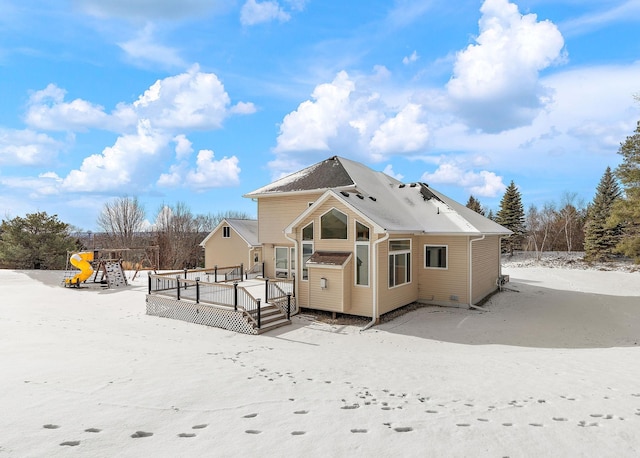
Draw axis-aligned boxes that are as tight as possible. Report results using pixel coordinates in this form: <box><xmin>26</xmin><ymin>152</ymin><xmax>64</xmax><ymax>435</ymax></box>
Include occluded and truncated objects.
<box><xmin>243</xmin><ymin>156</ymin><xmax>512</xmax><ymax>322</ymax></box>
<box><xmin>200</xmin><ymin>218</ymin><xmax>261</xmax><ymax>270</ymax></box>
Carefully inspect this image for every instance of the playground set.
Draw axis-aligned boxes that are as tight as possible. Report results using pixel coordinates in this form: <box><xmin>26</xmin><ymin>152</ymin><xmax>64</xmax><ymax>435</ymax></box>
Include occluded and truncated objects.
<box><xmin>63</xmin><ymin>247</ymin><xmax>157</xmax><ymax>289</ymax></box>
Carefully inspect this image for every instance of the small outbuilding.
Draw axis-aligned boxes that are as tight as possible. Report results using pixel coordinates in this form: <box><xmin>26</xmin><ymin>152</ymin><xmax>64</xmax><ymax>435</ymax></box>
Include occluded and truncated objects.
<box><xmin>200</xmin><ymin>218</ymin><xmax>261</xmax><ymax>270</ymax></box>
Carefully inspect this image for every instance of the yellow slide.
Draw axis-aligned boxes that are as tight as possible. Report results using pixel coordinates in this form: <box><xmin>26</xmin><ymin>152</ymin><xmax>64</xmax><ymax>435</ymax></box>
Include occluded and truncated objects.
<box><xmin>66</xmin><ymin>251</ymin><xmax>94</xmax><ymax>286</ymax></box>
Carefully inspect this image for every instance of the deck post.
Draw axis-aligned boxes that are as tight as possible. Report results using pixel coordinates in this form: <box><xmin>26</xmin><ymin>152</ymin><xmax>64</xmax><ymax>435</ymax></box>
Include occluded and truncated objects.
<box><xmin>195</xmin><ymin>278</ymin><xmax>200</xmax><ymax>304</ymax></box>
<box><xmin>214</xmin><ymin>265</ymin><xmax>218</xmax><ymax>282</ymax></box>
<box><xmin>262</xmin><ymin>262</ymin><xmax>265</xmax><ymax>278</ymax></box>
<box><xmin>148</xmin><ymin>275</ymin><xmax>151</xmax><ymax>295</ymax></box>
<box><xmin>184</xmin><ymin>268</ymin><xmax>188</xmax><ymax>289</ymax></box>
<box><xmin>233</xmin><ymin>281</ymin><xmax>238</xmax><ymax>312</ymax></box>
<box><xmin>176</xmin><ymin>275</ymin><xmax>181</xmax><ymax>300</ymax></box>
<box><xmin>265</xmin><ymin>278</ymin><xmax>269</xmax><ymax>303</ymax></box>
<box><xmin>257</xmin><ymin>298</ymin><xmax>261</xmax><ymax>329</ymax></box>
<box><xmin>287</xmin><ymin>293</ymin><xmax>291</xmax><ymax>320</ymax></box>
<box><xmin>240</xmin><ymin>263</ymin><xmax>244</xmax><ymax>280</ymax></box>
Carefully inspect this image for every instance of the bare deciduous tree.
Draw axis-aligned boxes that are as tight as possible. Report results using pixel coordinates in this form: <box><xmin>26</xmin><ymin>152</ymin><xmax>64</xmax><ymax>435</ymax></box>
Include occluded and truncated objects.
<box><xmin>97</xmin><ymin>196</ymin><xmax>146</xmax><ymax>248</ymax></box>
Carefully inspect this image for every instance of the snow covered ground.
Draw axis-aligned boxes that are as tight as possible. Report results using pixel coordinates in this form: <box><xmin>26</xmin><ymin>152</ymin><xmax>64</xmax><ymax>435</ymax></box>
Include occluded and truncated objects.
<box><xmin>1</xmin><ymin>260</ymin><xmax>640</xmax><ymax>457</ymax></box>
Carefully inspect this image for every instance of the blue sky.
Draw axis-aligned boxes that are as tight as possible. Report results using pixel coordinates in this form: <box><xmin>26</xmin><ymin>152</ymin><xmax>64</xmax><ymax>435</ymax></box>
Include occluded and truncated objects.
<box><xmin>1</xmin><ymin>0</ymin><xmax>639</xmax><ymax>231</ymax></box>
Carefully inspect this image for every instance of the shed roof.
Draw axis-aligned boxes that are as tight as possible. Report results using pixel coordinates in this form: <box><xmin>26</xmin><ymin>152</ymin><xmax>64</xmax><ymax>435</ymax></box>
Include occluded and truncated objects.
<box><xmin>307</xmin><ymin>251</ymin><xmax>352</xmax><ymax>267</ymax></box>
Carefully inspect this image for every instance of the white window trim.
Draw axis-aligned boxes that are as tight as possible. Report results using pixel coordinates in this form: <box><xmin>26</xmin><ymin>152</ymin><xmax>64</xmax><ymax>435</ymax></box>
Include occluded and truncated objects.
<box><xmin>275</xmin><ymin>246</ymin><xmax>290</xmax><ymax>278</ymax></box>
<box><xmin>388</xmin><ymin>238</ymin><xmax>412</xmax><ymax>289</ymax></box>
<box><xmin>354</xmin><ymin>220</ymin><xmax>370</xmax><ymax>287</ymax></box>
<box><xmin>320</xmin><ymin>207</ymin><xmax>348</xmax><ymax>240</ymax></box>
<box><xmin>424</xmin><ymin>244</ymin><xmax>448</xmax><ymax>270</ymax></box>
<box><xmin>301</xmin><ymin>241</ymin><xmax>314</xmax><ymax>281</ymax></box>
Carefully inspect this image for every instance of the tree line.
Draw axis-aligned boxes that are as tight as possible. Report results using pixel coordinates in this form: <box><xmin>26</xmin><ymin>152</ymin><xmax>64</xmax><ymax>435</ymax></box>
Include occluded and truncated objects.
<box><xmin>0</xmin><ymin>200</ymin><xmax>251</xmax><ymax>270</ymax></box>
<box><xmin>469</xmin><ymin>111</ymin><xmax>640</xmax><ymax>263</ymax></box>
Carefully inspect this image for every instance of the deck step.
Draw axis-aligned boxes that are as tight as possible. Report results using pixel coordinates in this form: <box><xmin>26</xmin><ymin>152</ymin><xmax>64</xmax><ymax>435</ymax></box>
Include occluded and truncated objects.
<box><xmin>256</xmin><ymin>318</ymin><xmax>291</xmax><ymax>334</ymax></box>
<box><xmin>250</xmin><ymin>303</ymin><xmax>291</xmax><ymax>333</ymax></box>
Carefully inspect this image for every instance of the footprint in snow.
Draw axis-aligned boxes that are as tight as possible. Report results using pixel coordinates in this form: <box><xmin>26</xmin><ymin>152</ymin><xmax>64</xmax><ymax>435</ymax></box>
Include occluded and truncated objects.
<box><xmin>131</xmin><ymin>431</ymin><xmax>153</xmax><ymax>438</ymax></box>
<box><xmin>60</xmin><ymin>441</ymin><xmax>80</xmax><ymax>447</ymax></box>
<box><xmin>192</xmin><ymin>424</ymin><xmax>208</xmax><ymax>429</ymax></box>
<box><xmin>178</xmin><ymin>433</ymin><xmax>196</xmax><ymax>438</ymax></box>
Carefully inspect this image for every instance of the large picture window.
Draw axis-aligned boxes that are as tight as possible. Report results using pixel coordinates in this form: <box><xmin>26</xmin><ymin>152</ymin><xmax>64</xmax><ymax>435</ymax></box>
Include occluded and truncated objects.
<box><xmin>425</xmin><ymin>245</ymin><xmax>447</xmax><ymax>269</ymax></box>
<box><xmin>321</xmin><ymin>208</ymin><xmax>347</xmax><ymax>239</ymax></box>
<box><xmin>389</xmin><ymin>239</ymin><xmax>411</xmax><ymax>288</ymax></box>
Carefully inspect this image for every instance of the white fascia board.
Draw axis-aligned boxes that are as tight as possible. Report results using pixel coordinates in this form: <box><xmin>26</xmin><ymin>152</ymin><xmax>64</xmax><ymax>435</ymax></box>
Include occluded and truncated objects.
<box><xmin>199</xmin><ymin>218</ymin><xmax>228</xmax><ymax>247</ymax></box>
<box><xmin>284</xmin><ymin>190</ymin><xmax>384</xmax><ymax>235</ymax></box>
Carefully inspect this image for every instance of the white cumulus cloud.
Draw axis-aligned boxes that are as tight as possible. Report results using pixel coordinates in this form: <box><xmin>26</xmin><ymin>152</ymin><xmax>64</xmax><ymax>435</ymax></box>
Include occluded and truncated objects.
<box><xmin>402</xmin><ymin>50</ymin><xmax>419</xmax><ymax>65</ymax></box>
<box><xmin>61</xmin><ymin>120</ymin><xmax>169</xmax><ymax>192</ymax></box>
<box><xmin>157</xmin><ymin>150</ymin><xmax>240</xmax><ymax>190</ymax></box>
<box><xmin>130</xmin><ymin>66</ymin><xmax>232</xmax><ymax>130</ymax></box>
<box><xmin>369</xmin><ymin>103</ymin><xmax>429</xmax><ymax>157</ymax></box>
<box><xmin>118</xmin><ymin>24</ymin><xmax>185</xmax><ymax>69</ymax></box>
<box><xmin>25</xmin><ymin>84</ymin><xmax>109</xmax><ymax>131</ymax></box>
<box><xmin>0</xmin><ymin>128</ymin><xmax>62</xmax><ymax>165</ymax></box>
<box><xmin>446</xmin><ymin>0</ymin><xmax>565</xmax><ymax>132</ymax></box>
<box><xmin>272</xmin><ymin>71</ymin><xmax>430</xmax><ymax>176</ymax></box>
<box><xmin>240</xmin><ymin>0</ymin><xmax>290</xmax><ymax>25</ymax></box>
<box><xmin>421</xmin><ymin>162</ymin><xmax>505</xmax><ymax>197</ymax></box>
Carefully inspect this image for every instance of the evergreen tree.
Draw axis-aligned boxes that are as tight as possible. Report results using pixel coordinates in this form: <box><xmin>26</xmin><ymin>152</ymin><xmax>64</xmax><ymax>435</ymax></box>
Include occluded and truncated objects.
<box><xmin>0</xmin><ymin>212</ymin><xmax>79</xmax><ymax>269</ymax></box>
<box><xmin>466</xmin><ymin>195</ymin><xmax>485</xmax><ymax>215</ymax></box>
<box><xmin>496</xmin><ymin>181</ymin><xmax>525</xmax><ymax>254</ymax></box>
<box><xmin>584</xmin><ymin>167</ymin><xmax>621</xmax><ymax>261</ymax></box>
<box><xmin>610</xmin><ymin>119</ymin><xmax>640</xmax><ymax>262</ymax></box>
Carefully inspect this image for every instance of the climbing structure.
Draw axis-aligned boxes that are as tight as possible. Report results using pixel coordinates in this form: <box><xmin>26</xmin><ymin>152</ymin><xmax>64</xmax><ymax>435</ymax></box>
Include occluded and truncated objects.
<box><xmin>94</xmin><ymin>259</ymin><xmax>128</xmax><ymax>288</ymax></box>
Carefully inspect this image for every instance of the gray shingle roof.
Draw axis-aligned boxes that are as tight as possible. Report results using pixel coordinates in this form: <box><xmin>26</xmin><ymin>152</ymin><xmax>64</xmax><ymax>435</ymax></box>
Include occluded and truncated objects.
<box><xmin>244</xmin><ymin>156</ymin><xmax>398</xmax><ymax>197</ymax></box>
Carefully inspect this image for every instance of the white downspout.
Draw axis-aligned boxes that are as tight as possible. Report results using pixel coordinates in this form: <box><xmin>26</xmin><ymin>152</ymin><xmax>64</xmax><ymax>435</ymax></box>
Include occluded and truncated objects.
<box><xmin>361</xmin><ymin>232</ymin><xmax>389</xmax><ymax>331</ymax></box>
<box><xmin>284</xmin><ymin>231</ymin><xmax>298</xmax><ymax>307</ymax></box>
<box><xmin>469</xmin><ymin>234</ymin><xmax>486</xmax><ymax>310</ymax></box>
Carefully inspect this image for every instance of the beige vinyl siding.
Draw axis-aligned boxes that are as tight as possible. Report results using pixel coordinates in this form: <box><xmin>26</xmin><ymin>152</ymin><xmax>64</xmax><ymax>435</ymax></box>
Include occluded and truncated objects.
<box><xmin>471</xmin><ymin>235</ymin><xmax>501</xmax><ymax>303</ymax></box>
<box><xmin>203</xmin><ymin>225</ymin><xmax>253</xmax><ymax>269</ymax></box>
<box><xmin>293</xmin><ymin>197</ymin><xmax>372</xmax><ymax>314</ymax></box>
<box><xmin>417</xmin><ymin>235</ymin><xmax>469</xmax><ymax>305</ymax></box>
<box><xmin>377</xmin><ymin>235</ymin><xmax>419</xmax><ymax>316</ymax></box>
<box><xmin>308</xmin><ymin>261</ymin><xmax>352</xmax><ymax>312</ymax></box>
<box><xmin>257</xmin><ymin>193</ymin><xmax>322</xmax><ymax>245</ymax></box>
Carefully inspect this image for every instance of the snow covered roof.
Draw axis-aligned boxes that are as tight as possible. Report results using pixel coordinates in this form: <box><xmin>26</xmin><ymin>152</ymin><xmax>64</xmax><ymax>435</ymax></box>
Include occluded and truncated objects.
<box><xmin>270</xmin><ymin>156</ymin><xmax>511</xmax><ymax>236</ymax></box>
<box><xmin>200</xmin><ymin>218</ymin><xmax>259</xmax><ymax>247</ymax></box>
<box><xmin>328</xmin><ymin>183</ymin><xmax>511</xmax><ymax>235</ymax></box>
